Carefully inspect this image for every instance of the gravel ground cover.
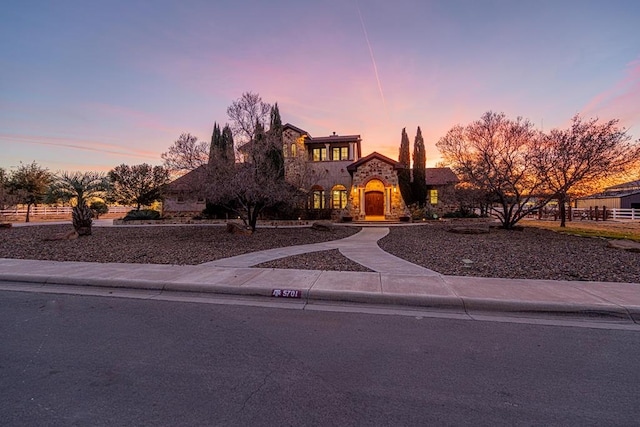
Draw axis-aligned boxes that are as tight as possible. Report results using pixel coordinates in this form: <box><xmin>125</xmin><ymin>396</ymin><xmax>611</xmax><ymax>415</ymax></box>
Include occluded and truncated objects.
<box><xmin>2</xmin><ymin>222</ymin><xmax>639</xmax><ymax>282</ymax></box>
<box><xmin>256</xmin><ymin>249</ymin><xmax>373</xmax><ymax>272</ymax></box>
<box><xmin>378</xmin><ymin>222</ymin><xmax>640</xmax><ymax>283</ymax></box>
<box><xmin>0</xmin><ymin>225</ymin><xmax>360</xmax><ymax>265</ymax></box>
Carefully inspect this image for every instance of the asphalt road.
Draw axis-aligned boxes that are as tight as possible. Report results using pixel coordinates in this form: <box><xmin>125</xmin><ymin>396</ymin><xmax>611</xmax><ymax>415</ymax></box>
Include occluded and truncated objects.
<box><xmin>2</xmin><ymin>290</ymin><xmax>639</xmax><ymax>426</ymax></box>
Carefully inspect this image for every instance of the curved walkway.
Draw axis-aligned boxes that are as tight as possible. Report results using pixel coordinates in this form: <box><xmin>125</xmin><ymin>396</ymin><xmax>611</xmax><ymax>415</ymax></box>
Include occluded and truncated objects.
<box><xmin>203</xmin><ymin>227</ymin><xmax>440</xmax><ymax>276</ymax></box>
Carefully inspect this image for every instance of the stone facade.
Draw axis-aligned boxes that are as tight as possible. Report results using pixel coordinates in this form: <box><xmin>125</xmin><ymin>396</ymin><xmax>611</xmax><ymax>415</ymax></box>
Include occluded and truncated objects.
<box><xmin>165</xmin><ymin>122</ymin><xmax>454</xmax><ymax>222</ymax></box>
<box><xmin>347</xmin><ymin>155</ymin><xmax>409</xmax><ymax>221</ymax></box>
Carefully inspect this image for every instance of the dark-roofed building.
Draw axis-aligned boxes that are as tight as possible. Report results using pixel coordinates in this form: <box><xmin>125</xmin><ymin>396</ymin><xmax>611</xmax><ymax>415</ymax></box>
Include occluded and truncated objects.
<box><xmin>577</xmin><ymin>180</ymin><xmax>640</xmax><ymax>209</ymax></box>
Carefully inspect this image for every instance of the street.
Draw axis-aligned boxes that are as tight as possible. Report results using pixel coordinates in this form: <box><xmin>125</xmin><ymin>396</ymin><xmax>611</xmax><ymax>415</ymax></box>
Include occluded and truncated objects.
<box><xmin>1</xmin><ymin>290</ymin><xmax>639</xmax><ymax>426</ymax></box>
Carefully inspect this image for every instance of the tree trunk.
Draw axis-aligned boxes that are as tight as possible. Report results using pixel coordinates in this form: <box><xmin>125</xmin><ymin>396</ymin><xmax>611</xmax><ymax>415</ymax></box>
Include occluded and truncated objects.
<box><xmin>25</xmin><ymin>203</ymin><xmax>31</xmax><ymax>222</ymax></box>
<box><xmin>72</xmin><ymin>204</ymin><xmax>93</xmax><ymax>236</ymax></box>
<box><xmin>559</xmin><ymin>196</ymin><xmax>567</xmax><ymax>228</ymax></box>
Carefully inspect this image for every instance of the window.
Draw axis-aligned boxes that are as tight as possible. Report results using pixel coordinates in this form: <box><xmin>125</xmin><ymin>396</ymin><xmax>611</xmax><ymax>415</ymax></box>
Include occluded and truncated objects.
<box><xmin>312</xmin><ymin>147</ymin><xmax>327</xmax><ymax>161</ymax></box>
<box><xmin>312</xmin><ymin>190</ymin><xmax>325</xmax><ymax>209</ymax></box>
<box><xmin>332</xmin><ymin>146</ymin><xmax>349</xmax><ymax>161</ymax></box>
<box><xmin>429</xmin><ymin>189</ymin><xmax>438</xmax><ymax>205</ymax></box>
<box><xmin>332</xmin><ymin>187</ymin><xmax>348</xmax><ymax>209</ymax></box>
<box><xmin>291</xmin><ymin>143</ymin><xmax>297</xmax><ymax>157</ymax></box>
<box><xmin>282</xmin><ymin>143</ymin><xmax>288</xmax><ymax>158</ymax></box>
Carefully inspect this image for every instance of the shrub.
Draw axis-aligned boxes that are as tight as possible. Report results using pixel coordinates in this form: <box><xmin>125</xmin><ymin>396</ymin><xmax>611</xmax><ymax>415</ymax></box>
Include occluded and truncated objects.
<box><xmin>123</xmin><ymin>209</ymin><xmax>161</xmax><ymax>221</ymax></box>
<box><xmin>442</xmin><ymin>210</ymin><xmax>480</xmax><ymax>219</ymax></box>
<box><xmin>90</xmin><ymin>201</ymin><xmax>109</xmax><ymax>219</ymax></box>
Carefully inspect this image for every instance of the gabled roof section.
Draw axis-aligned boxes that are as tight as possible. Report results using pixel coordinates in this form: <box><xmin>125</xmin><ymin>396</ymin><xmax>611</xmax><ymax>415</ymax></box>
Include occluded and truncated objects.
<box><xmin>606</xmin><ymin>179</ymin><xmax>640</xmax><ymax>191</ymax></box>
<box><xmin>165</xmin><ymin>165</ymin><xmax>208</xmax><ymax>192</ymax></box>
<box><xmin>581</xmin><ymin>189</ymin><xmax>640</xmax><ymax>200</ymax></box>
<box><xmin>347</xmin><ymin>151</ymin><xmax>405</xmax><ymax>172</ymax></box>
<box><xmin>425</xmin><ymin>167</ymin><xmax>459</xmax><ymax>186</ymax></box>
<box><xmin>283</xmin><ymin>123</ymin><xmax>310</xmax><ymax>137</ymax></box>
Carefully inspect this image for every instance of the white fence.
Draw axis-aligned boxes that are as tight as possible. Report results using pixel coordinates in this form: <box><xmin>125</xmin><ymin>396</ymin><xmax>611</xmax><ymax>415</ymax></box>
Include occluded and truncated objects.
<box><xmin>0</xmin><ymin>206</ymin><xmax>134</xmax><ymax>217</ymax></box>
<box><xmin>609</xmin><ymin>208</ymin><xmax>640</xmax><ymax>220</ymax></box>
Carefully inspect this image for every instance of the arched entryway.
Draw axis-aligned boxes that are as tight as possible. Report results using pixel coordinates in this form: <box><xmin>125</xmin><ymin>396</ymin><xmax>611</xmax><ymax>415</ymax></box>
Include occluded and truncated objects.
<box><xmin>364</xmin><ymin>179</ymin><xmax>385</xmax><ymax>218</ymax></box>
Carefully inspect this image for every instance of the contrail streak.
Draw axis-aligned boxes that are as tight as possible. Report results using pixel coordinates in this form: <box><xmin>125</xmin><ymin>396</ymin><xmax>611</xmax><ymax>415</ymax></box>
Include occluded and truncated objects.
<box><xmin>356</xmin><ymin>1</ymin><xmax>388</xmax><ymax>116</ymax></box>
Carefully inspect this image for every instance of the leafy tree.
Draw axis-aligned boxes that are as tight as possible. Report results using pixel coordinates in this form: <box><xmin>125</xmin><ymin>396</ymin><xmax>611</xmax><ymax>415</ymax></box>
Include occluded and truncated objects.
<box><xmin>161</xmin><ymin>133</ymin><xmax>209</xmax><ymax>175</ymax></box>
<box><xmin>411</xmin><ymin>126</ymin><xmax>427</xmax><ymax>206</ymax></box>
<box><xmin>50</xmin><ymin>171</ymin><xmax>109</xmax><ymax>235</ymax></box>
<box><xmin>108</xmin><ymin>164</ymin><xmax>170</xmax><ymax>210</ymax></box>
<box><xmin>0</xmin><ymin>167</ymin><xmax>12</xmax><ymax>210</ymax></box>
<box><xmin>437</xmin><ymin>111</ymin><xmax>552</xmax><ymax>229</ymax></box>
<box><xmin>90</xmin><ymin>201</ymin><xmax>109</xmax><ymax>218</ymax></box>
<box><xmin>398</xmin><ymin>127</ymin><xmax>412</xmax><ymax>204</ymax></box>
<box><xmin>8</xmin><ymin>162</ymin><xmax>51</xmax><ymax>222</ymax></box>
<box><xmin>537</xmin><ymin>115</ymin><xmax>640</xmax><ymax>227</ymax></box>
<box><xmin>226</xmin><ymin>91</ymin><xmax>271</xmax><ymax>144</ymax></box>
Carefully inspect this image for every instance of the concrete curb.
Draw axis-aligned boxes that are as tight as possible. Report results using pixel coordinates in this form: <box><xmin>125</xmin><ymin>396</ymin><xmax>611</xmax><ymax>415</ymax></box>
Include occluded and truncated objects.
<box><xmin>1</xmin><ymin>272</ymin><xmax>637</xmax><ymax>323</ymax></box>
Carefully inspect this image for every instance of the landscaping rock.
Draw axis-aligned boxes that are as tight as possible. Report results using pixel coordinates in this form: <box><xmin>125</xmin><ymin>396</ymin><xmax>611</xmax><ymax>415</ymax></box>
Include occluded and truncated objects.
<box><xmin>448</xmin><ymin>226</ymin><xmax>490</xmax><ymax>234</ymax></box>
<box><xmin>312</xmin><ymin>221</ymin><xmax>334</xmax><ymax>232</ymax></box>
<box><xmin>43</xmin><ymin>230</ymin><xmax>79</xmax><ymax>241</ymax></box>
<box><xmin>226</xmin><ymin>222</ymin><xmax>252</xmax><ymax>235</ymax></box>
<box><xmin>607</xmin><ymin>239</ymin><xmax>640</xmax><ymax>253</ymax></box>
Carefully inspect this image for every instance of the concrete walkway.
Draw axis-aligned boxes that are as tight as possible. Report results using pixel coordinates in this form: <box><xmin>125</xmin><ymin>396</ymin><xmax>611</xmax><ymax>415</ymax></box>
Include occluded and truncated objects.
<box><xmin>1</xmin><ymin>222</ymin><xmax>640</xmax><ymax>323</ymax></box>
<box><xmin>205</xmin><ymin>227</ymin><xmax>439</xmax><ymax>276</ymax></box>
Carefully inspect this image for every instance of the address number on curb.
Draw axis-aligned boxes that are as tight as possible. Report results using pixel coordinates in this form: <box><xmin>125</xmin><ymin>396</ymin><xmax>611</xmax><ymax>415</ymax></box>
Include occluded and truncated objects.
<box><xmin>272</xmin><ymin>289</ymin><xmax>302</xmax><ymax>298</ymax></box>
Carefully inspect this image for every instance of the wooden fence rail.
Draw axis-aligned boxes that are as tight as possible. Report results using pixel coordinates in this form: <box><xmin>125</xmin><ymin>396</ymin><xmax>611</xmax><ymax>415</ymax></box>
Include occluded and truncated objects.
<box><xmin>0</xmin><ymin>206</ymin><xmax>135</xmax><ymax>216</ymax></box>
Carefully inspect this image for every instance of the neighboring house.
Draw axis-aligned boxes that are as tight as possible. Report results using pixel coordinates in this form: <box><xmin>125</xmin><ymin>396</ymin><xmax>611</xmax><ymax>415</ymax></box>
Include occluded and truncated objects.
<box><xmin>164</xmin><ymin>123</ymin><xmax>459</xmax><ymax>221</ymax></box>
<box><xmin>576</xmin><ymin>180</ymin><xmax>640</xmax><ymax>209</ymax></box>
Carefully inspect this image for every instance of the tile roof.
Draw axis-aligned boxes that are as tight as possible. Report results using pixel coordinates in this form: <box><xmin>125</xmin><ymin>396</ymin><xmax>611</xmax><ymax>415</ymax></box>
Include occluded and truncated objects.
<box><xmin>425</xmin><ymin>167</ymin><xmax>459</xmax><ymax>185</ymax></box>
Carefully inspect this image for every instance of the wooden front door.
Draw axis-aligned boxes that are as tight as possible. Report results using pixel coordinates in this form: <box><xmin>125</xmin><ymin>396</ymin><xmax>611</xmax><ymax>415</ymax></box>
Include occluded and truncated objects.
<box><xmin>365</xmin><ymin>191</ymin><xmax>384</xmax><ymax>216</ymax></box>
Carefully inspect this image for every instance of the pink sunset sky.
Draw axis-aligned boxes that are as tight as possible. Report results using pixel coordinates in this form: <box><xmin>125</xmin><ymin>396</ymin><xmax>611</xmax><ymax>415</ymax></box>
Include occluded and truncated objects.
<box><xmin>1</xmin><ymin>0</ymin><xmax>639</xmax><ymax>172</ymax></box>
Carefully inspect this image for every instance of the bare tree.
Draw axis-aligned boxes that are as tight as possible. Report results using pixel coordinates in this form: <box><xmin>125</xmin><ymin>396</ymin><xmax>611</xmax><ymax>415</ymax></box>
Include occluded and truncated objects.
<box><xmin>205</xmin><ymin>126</ymin><xmax>299</xmax><ymax>232</ymax></box>
<box><xmin>437</xmin><ymin>111</ymin><xmax>552</xmax><ymax>229</ymax></box>
<box><xmin>226</xmin><ymin>92</ymin><xmax>271</xmax><ymax>144</ymax></box>
<box><xmin>536</xmin><ymin>115</ymin><xmax>640</xmax><ymax>227</ymax></box>
<box><xmin>161</xmin><ymin>133</ymin><xmax>209</xmax><ymax>176</ymax></box>
<box><xmin>108</xmin><ymin>164</ymin><xmax>170</xmax><ymax>210</ymax></box>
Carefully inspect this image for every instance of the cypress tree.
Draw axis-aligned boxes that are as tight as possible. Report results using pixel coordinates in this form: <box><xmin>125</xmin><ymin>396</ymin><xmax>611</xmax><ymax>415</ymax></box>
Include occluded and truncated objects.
<box><xmin>267</xmin><ymin>103</ymin><xmax>285</xmax><ymax>178</ymax></box>
<box><xmin>221</xmin><ymin>124</ymin><xmax>234</xmax><ymax>162</ymax></box>
<box><xmin>209</xmin><ymin>122</ymin><xmax>221</xmax><ymax>165</ymax></box>
<box><xmin>411</xmin><ymin>126</ymin><xmax>427</xmax><ymax>206</ymax></box>
<box><xmin>398</xmin><ymin>127</ymin><xmax>413</xmax><ymax>205</ymax></box>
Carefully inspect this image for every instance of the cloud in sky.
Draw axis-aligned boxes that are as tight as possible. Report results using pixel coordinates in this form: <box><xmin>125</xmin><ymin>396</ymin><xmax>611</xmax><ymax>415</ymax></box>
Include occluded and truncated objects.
<box><xmin>1</xmin><ymin>0</ymin><xmax>639</xmax><ymax>171</ymax></box>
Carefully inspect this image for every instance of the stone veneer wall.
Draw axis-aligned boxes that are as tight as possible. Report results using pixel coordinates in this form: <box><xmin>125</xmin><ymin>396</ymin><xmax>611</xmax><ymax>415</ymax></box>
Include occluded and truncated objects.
<box><xmin>349</xmin><ymin>159</ymin><xmax>409</xmax><ymax>220</ymax></box>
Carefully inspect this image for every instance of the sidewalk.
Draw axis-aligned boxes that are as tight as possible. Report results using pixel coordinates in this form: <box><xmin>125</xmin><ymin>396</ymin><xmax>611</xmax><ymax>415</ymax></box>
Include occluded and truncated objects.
<box><xmin>1</xmin><ymin>224</ymin><xmax>639</xmax><ymax>323</ymax></box>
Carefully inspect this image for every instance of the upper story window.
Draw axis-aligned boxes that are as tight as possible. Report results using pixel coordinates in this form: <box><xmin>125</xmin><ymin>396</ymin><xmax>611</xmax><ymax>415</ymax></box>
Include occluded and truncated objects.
<box><xmin>312</xmin><ymin>147</ymin><xmax>327</xmax><ymax>161</ymax></box>
<box><xmin>291</xmin><ymin>143</ymin><xmax>297</xmax><ymax>157</ymax></box>
<box><xmin>332</xmin><ymin>146</ymin><xmax>349</xmax><ymax>161</ymax></box>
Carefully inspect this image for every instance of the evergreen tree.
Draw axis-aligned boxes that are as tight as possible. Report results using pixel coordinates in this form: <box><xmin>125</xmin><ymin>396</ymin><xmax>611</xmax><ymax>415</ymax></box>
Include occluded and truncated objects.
<box><xmin>268</xmin><ymin>103</ymin><xmax>285</xmax><ymax>178</ymax></box>
<box><xmin>221</xmin><ymin>124</ymin><xmax>234</xmax><ymax>162</ymax></box>
<box><xmin>411</xmin><ymin>126</ymin><xmax>427</xmax><ymax>206</ymax></box>
<box><xmin>208</xmin><ymin>122</ymin><xmax>221</xmax><ymax>165</ymax></box>
<box><xmin>398</xmin><ymin>127</ymin><xmax>413</xmax><ymax>204</ymax></box>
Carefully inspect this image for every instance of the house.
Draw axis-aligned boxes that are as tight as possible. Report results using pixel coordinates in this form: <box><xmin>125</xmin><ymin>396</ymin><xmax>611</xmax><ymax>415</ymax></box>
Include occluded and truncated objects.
<box><xmin>164</xmin><ymin>123</ymin><xmax>459</xmax><ymax>221</ymax></box>
<box><xmin>576</xmin><ymin>180</ymin><xmax>640</xmax><ymax>209</ymax></box>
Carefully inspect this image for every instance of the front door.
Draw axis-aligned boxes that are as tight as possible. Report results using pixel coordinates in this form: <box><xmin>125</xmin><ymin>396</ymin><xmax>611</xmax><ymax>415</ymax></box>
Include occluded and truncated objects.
<box><xmin>365</xmin><ymin>191</ymin><xmax>384</xmax><ymax>216</ymax></box>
